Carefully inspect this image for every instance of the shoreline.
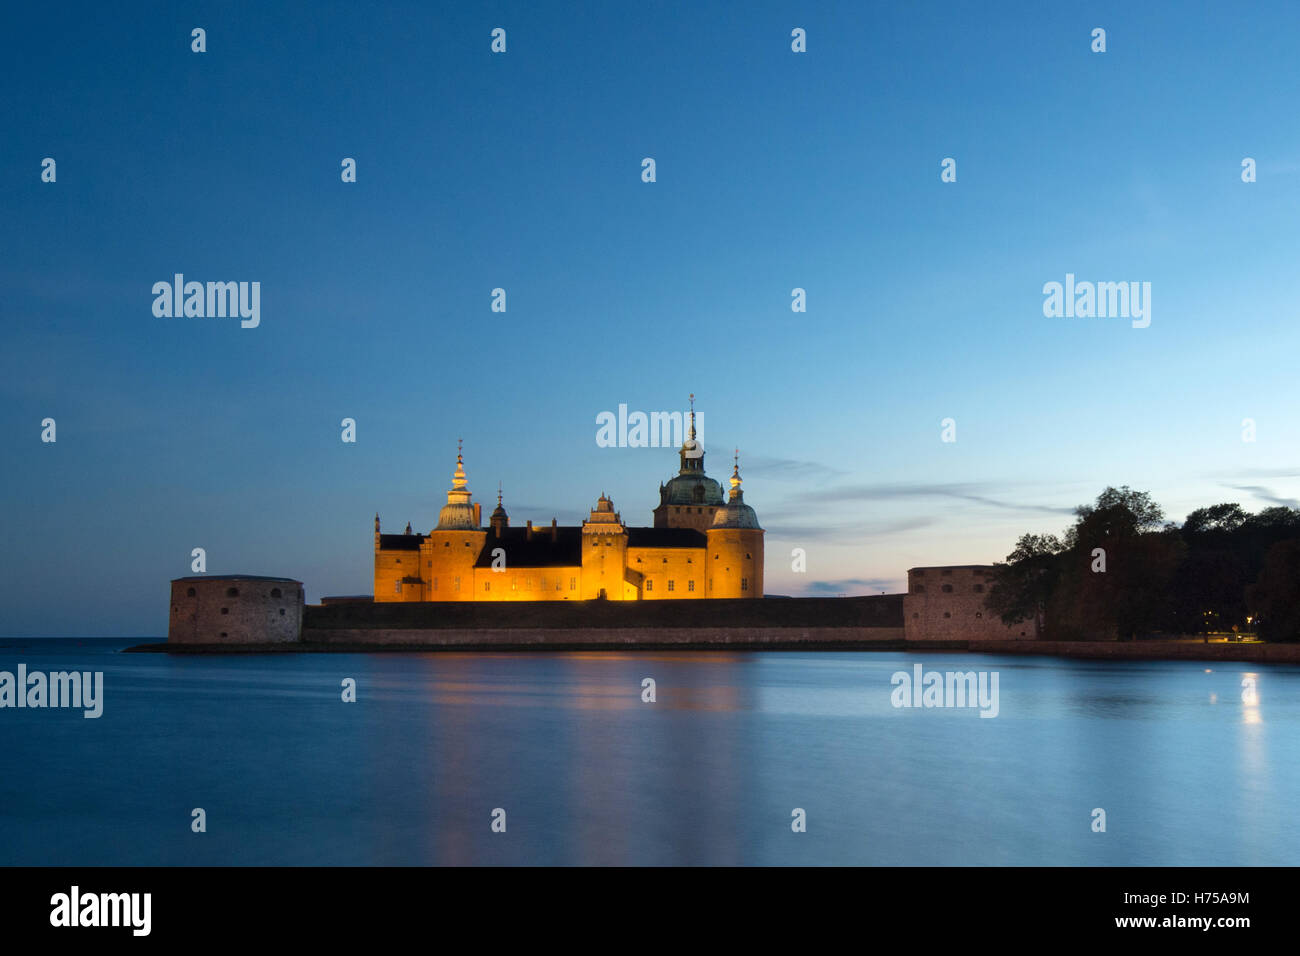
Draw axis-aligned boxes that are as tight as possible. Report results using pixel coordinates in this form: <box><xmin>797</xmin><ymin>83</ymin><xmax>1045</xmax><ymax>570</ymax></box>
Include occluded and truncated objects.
<box><xmin>126</xmin><ymin>636</ymin><xmax>1300</xmax><ymax>664</ymax></box>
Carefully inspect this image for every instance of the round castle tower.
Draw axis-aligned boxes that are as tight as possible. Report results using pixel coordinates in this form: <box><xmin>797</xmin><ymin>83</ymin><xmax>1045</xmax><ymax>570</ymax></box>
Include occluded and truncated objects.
<box><xmin>169</xmin><ymin>575</ymin><xmax>304</xmax><ymax>643</ymax></box>
<box><xmin>706</xmin><ymin>452</ymin><xmax>764</xmax><ymax>598</ymax></box>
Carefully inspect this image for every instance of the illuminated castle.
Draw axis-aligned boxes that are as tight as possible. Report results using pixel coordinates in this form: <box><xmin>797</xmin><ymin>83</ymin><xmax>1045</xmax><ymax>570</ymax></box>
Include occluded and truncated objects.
<box><xmin>373</xmin><ymin>405</ymin><xmax>763</xmax><ymax>602</ymax></box>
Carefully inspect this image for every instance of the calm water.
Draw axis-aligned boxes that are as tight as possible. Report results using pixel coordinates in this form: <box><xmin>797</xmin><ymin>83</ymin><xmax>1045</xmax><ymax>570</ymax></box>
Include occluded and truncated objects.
<box><xmin>1</xmin><ymin>638</ymin><xmax>1297</xmax><ymax>866</ymax></box>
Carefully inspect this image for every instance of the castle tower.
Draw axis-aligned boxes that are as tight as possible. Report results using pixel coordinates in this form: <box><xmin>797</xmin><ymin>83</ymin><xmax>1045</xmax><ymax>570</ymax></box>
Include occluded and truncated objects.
<box><xmin>707</xmin><ymin>451</ymin><xmax>764</xmax><ymax>598</ymax></box>
<box><xmin>420</xmin><ymin>440</ymin><xmax>486</xmax><ymax>600</ymax></box>
<box><xmin>489</xmin><ymin>483</ymin><xmax>509</xmax><ymax>537</ymax></box>
<box><xmin>653</xmin><ymin>393</ymin><xmax>724</xmax><ymax>531</ymax></box>
<box><xmin>581</xmin><ymin>493</ymin><xmax>629</xmax><ymax>599</ymax></box>
<box><xmin>435</xmin><ymin>439</ymin><xmax>480</xmax><ymax>530</ymax></box>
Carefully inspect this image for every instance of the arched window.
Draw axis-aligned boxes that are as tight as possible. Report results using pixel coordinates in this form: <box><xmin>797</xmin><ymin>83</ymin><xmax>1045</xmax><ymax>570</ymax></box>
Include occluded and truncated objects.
<box><xmin>941</xmin><ymin>584</ymin><xmax>953</xmax><ymax>593</ymax></box>
<box><xmin>226</xmin><ymin>587</ymin><xmax>239</xmax><ymax>597</ymax></box>
<box><xmin>186</xmin><ymin>587</ymin><xmax>196</xmax><ymax>597</ymax></box>
<box><xmin>271</xmin><ymin>588</ymin><xmax>282</xmax><ymax>598</ymax></box>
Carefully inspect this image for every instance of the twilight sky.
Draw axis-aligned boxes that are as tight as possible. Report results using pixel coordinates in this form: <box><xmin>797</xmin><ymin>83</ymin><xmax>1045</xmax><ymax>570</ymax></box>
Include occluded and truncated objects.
<box><xmin>3</xmin><ymin>1</ymin><xmax>1299</xmax><ymax>636</ymax></box>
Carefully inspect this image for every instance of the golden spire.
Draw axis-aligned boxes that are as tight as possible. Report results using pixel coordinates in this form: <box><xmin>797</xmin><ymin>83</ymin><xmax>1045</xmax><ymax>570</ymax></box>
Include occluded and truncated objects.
<box><xmin>452</xmin><ymin>438</ymin><xmax>468</xmax><ymax>491</ymax></box>
<box><xmin>688</xmin><ymin>392</ymin><xmax>697</xmax><ymax>440</ymax></box>
<box><xmin>729</xmin><ymin>448</ymin><xmax>743</xmax><ymax>498</ymax></box>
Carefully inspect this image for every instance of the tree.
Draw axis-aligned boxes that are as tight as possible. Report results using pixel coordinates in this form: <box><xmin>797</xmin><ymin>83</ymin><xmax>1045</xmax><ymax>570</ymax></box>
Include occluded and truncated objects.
<box><xmin>1247</xmin><ymin>539</ymin><xmax>1300</xmax><ymax>642</ymax></box>
<box><xmin>1183</xmin><ymin>503</ymin><xmax>1247</xmax><ymax>535</ymax></box>
<box><xmin>985</xmin><ymin>533</ymin><xmax>1063</xmax><ymax>631</ymax></box>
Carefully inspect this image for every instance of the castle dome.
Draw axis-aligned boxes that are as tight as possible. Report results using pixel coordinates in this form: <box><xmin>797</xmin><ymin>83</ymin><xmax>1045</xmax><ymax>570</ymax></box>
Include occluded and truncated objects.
<box><xmin>435</xmin><ymin>441</ymin><xmax>480</xmax><ymax>530</ymax></box>
<box><xmin>659</xmin><ymin>393</ymin><xmax>724</xmax><ymax>507</ymax></box>
<box><xmin>711</xmin><ymin>452</ymin><xmax>761</xmax><ymax>529</ymax></box>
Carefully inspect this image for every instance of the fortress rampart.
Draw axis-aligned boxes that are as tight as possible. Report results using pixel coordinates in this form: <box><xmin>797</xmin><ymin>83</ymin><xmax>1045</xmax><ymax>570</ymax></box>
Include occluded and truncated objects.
<box><xmin>169</xmin><ymin>575</ymin><xmax>304</xmax><ymax>644</ymax></box>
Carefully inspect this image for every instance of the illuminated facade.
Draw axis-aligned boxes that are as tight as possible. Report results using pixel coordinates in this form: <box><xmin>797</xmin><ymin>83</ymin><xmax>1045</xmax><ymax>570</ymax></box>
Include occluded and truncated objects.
<box><xmin>373</xmin><ymin>410</ymin><xmax>763</xmax><ymax>602</ymax></box>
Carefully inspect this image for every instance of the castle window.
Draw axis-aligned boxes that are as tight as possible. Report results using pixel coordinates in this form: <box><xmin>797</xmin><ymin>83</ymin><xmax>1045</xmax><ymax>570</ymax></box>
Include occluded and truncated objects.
<box><xmin>220</xmin><ymin>607</ymin><xmax>229</xmax><ymax>614</ymax></box>
<box><xmin>646</xmin><ymin>580</ymin><xmax>654</xmax><ymax>592</ymax></box>
<box><xmin>187</xmin><ymin>587</ymin><xmax>196</xmax><ymax>597</ymax></box>
<box><xmin>714</xmin><ymin>554</ymin><xmax>719</xmax><ymax>559</ymax></box>
<box><xmin>279</xmin><ymin>609</ymin><xmax>285</xmax><ymax>616</ymax></box>
<box><xmin>667</xmin><ymin>580</ymin><xmax>675</xmax><ymax>592</ymax></box>
<box><xmin>942</xmin><ymin>584</ymin><xmax>953</xmax><ymax>593</ymax></box>
<box><xmin>484</xmin><ymin>581</ymin><xmax>490</xmax><ymax>592</ymax></box>
<box><xmin>636</xmin><ymin>557</ymin><xmax>642</xmax><ymax>563</ymax></box>
<box><xmin>271</xmin><ymin>588</ymin><xmax>282</xmax><ymax>598</ymax></box>
<box><xmin>943</xmin><ymin>612</ymin><xmax>951</xmax><ymax>618</ymax></box>
<box><xmin>466</xmin><ymin>541</ymin><xmax>471</xmax><ymax>546</ymax></box>
<box><xmin>454</xmin><ymin>576</ymin><xmax>461</xmax><ymax>591</ymax></box>
<box><xmin>915</xmin><ymin>584</ymin><xmax>926</xmax><ymax>593</ymax></box>
<box><xmin>226</xmin><ymin>587</ymin><xmax>239</xmax><ymax>597</ymax></box>
<box><xmin>741</xmin><ymin>578</ymin><xmax>748</xmax><ymax>591</ymax></box>
<box><xmin>444</xmin><ymin>542</ymin><xmax>450</xmax><ymax>547</ymax></box>
<box><xmin>973</xmin><ymin>584</ymin><xmax>984</xmax><ymax>593</ymax></box>
<box><xmin>395</xmin><ymin>559</ymin><xmax>401</xmax><ymax>564</ymax></box>
<box><xmin>220</xmin><ymin>632</ymin><xmax>227</xmax><ymax>638</ymax></box>
<box><xmin>688</xmin><ymin>581</ymin><xmax>695</xmax><ymax>592</ymax></box>
<box><xmin>663</xmin><ymin>558</ymin><xmax>668</xmax><ymax>564</ymax></box>
<box><xmin>570</xmin><ymin>578</ymin><xmax>576</xmax><ymax>590</ymax></box>
<box><xmin>394</xmin><ymin>582</ymin><xmax>401</xmax><ymax>594</ymax></box>
<box><xmin>512</xmin><ymin>578</ymin><xmax>517</xmax><ymax>590</ymax></box>
<box><xmin>745</xmin><ymin>553</ymin><xmax>751</xmax><ymax>560</ymax></box>
<box><xmin>432</xmin><ymin>578</ymin><xmax>438</xmax><ymax>591</ymax></box>
<box><xmin>913</xmin><ymin>613</ymin><xmax>919</xmax><ymax>619</ymax></box>
<box><xmin>975</xmin><ymin>612</ymin><xmax>982</xmax><ymax>618</ymax></box>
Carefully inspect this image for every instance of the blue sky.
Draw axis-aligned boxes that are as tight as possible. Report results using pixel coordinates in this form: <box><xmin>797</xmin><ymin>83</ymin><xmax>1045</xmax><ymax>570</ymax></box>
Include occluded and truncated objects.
<box><xmin>3</xmin><ymin>1</ymin><xmax>1299</xmax><ymax>635</ymax></box>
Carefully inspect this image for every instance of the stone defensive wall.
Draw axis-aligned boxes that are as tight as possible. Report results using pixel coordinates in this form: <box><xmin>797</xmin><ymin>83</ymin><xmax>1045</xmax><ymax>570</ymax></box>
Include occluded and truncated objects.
<box><xmin>297</xmin><ymin>594</ymin><xmax>906</xmax><ymax>649</ymax></box>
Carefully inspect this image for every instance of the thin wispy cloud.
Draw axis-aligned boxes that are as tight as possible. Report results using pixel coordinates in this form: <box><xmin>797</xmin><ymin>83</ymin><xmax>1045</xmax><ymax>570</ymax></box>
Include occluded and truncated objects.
<box><xmin>735</xmin><ymin>452</ymin><xmax>847</xmax><ymax>483</ymax></box>
<box><xmin>804</xmin><ymin>482</ymin><xmax>1076</xmax><ymax>516</ymax></box>
<box><xmin>764</xmin><ymin>516</ymin><xmax>935</xmax><ymax>540</ymax></box>
<box><xmin>803</xmin><ymin>577</ymin><xmax>898</xmax><ymax>595</ymax></box>
<box><xmin>1222</xmin><ymin>485</ymin><xmax>1300</xmax><ymax>509</ymax></box>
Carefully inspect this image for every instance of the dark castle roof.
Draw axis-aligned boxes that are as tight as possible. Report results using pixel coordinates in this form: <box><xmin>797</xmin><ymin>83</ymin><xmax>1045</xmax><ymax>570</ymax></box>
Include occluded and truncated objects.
<box><xmin>379</xmin><ymin>525</ymin><xmax>711</xmax><ymax>568</ymax></box>
<box><xmin>467</xmin><ymin>526</ymin><xmax>709</xmax><ymax>567</ymax></box>
<box><xmin>627</xmin><ymin>527</ymin><xmax>706</xmax><ymax>548</ymax></box>
<box><xmin>379</xmin><ymin>533</ymin><xmax>424</xmax><ymax>551</ymax></box>
<box><xmin>475</xmin><ymin>527</ymin><xmax>582</xmax><ymax>567</ymax></box>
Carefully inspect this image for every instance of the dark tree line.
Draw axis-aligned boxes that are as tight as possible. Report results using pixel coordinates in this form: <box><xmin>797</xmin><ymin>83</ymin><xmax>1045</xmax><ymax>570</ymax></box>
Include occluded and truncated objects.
<box><xmin>985</xmin><ymin>486</ymin><xmax>1300</xmax><ymax>641</ymax></box>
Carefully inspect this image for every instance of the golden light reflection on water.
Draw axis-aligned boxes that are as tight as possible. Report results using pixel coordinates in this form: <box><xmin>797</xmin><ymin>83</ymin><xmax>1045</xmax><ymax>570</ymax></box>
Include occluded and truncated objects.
<box><xmin>412</xmin><ymin>654</ymin><xmax>747</xmax><ymax>712</ymax></box>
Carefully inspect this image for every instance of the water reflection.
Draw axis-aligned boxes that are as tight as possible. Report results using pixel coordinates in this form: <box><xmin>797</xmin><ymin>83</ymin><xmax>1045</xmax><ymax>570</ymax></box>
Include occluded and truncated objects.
<box><xmin>2</xmin><ymin>641</ymin><xmax>1299</xmax><ymax>865</ymax></box>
